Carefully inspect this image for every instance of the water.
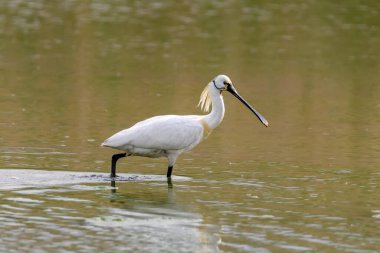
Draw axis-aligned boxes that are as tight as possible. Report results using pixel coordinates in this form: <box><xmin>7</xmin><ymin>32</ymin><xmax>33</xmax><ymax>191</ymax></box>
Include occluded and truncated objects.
<box><xmin>1</xmin><ymin>1</ymin><xmax>380</xmax><ymax>252</ymax></box>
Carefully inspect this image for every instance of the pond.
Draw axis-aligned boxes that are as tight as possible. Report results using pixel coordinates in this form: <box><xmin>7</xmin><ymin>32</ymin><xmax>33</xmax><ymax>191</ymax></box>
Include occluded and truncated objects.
<box><xmin>0</xmin><ymin>1</ymin><xmax>379</xmax><ymax>252</ymax></box>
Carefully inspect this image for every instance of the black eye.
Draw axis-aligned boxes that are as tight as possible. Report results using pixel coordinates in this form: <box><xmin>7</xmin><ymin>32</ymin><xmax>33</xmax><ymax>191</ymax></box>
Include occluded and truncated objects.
<box><xmin>223</xmin><ymin>81</ymin><xmax>228</xmax><ymax>85</ymax></box>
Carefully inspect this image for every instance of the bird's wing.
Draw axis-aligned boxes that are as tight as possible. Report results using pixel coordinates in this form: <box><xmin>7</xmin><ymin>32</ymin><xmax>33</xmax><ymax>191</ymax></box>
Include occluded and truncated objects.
<box><xmin>102</xmin><ymin>115</ymin><xmax>204</xmax><ymax>151</ymax></box>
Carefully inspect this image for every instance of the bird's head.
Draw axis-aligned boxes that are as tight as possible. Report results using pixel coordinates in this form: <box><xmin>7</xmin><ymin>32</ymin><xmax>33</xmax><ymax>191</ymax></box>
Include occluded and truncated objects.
<box><xmin>212</xmin><ymin>75</ymin><xmax>233</xmax><ymax>91</ymax></box>
<box><xmin>212</xmin><ymin>74</ymin><xmax>269</xmax><ymax>127</ymax></box>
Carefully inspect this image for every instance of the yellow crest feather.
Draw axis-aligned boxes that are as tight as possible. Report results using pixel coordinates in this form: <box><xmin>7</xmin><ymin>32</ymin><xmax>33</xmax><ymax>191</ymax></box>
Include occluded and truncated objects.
<box><xmin>197</xmin><ymin>84</ymin><xmax>212</xmax><ymax>112</ymax></box>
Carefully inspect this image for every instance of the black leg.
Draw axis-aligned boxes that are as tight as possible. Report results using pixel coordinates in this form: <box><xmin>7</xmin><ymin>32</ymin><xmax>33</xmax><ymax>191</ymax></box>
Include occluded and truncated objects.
<box><xmin>167</xmin><ymin>177</ymin><xmax>173</xmax><ymax>188</ymax></box>
<box><xmin>167</xmin><ymin>166</ymin><xmax>173</xmax><ymax>178</ymax></box>
<box><xmin>111</xmin><ymin>153</ymin><xmax>127</xmax><ymax>178</ymax></box>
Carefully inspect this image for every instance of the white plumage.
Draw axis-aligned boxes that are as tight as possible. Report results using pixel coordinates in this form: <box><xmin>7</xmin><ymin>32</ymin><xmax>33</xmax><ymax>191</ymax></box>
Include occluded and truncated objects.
<box><xmin>102</xmin><ymin>115</ymin><xmax>204</xmax><ymax>157</ymax></box>
<box><xmin>102</xmin><ymin>74</ymin><xmax>268</xmax><ymax>178</ymax></box>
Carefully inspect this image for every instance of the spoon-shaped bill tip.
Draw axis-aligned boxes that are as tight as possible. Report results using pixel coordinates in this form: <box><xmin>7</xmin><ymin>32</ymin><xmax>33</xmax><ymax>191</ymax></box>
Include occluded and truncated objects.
<box><xmin>249</xmin><ymin>104</ymin><xmax>269</xmax><ymax>127</ymax></box>
<box><xmin>227</xmin><ymin>85</ymin><xmax>269</xmax><ymax>127</ymax></box>
<box><xmin>261</xmin><ymin>117</ymin><xmax>269</xmax><ymax>127</ymax></box>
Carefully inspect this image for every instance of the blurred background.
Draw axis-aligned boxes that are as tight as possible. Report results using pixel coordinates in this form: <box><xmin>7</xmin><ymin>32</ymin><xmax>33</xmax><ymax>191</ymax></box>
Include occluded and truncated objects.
<box><xmin>1</xmin><ymin>0</ymin><xmax>379</xmax><ymax>171</ymax></box>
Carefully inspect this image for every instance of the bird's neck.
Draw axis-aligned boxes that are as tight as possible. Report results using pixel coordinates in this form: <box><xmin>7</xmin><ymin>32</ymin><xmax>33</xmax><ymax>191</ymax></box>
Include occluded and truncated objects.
<box><xmin>203</xmin><ymin>84</ymin><xmax>225</xmax><ymax>129</ymax></box>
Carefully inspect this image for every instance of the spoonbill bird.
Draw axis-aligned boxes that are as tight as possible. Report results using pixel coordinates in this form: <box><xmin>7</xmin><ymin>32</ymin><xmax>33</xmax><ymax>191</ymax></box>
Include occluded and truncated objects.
<box><xmin>101</xmin><ymin>75</ymin><xmax>268</xmax><ymax>178</ymax></box>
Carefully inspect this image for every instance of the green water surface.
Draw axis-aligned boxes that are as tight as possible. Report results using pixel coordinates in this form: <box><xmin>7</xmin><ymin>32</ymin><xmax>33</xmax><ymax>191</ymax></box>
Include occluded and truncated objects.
<box><xmin>1</xmin><ymin>1</ymin><xmax>379</xmax><ymax>252</ymax></box>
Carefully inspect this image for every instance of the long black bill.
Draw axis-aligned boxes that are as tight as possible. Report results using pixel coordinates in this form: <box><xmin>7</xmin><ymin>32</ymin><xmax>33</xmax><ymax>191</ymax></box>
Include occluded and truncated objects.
<box><xmin>227</xmin><ymin>84</ymin><xmax>269</xmax><ymax>127</ymax></box>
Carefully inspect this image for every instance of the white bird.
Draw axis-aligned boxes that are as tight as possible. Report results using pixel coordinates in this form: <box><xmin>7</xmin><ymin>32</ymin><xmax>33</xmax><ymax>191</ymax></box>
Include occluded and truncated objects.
<box><xmin>101</xmin><ymin>74</ymin><xmax>268</xmax><ymax>178</ymax></box>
